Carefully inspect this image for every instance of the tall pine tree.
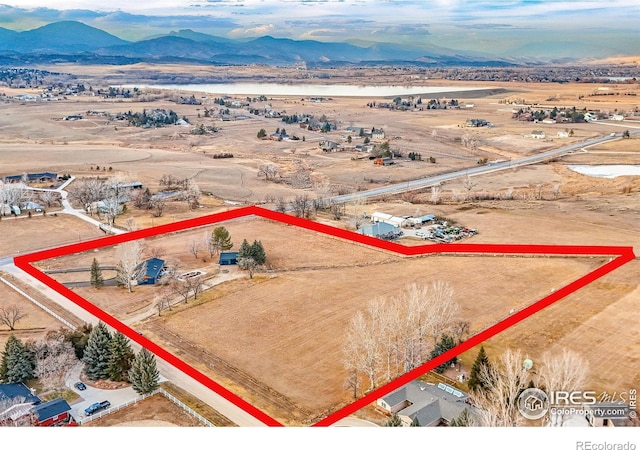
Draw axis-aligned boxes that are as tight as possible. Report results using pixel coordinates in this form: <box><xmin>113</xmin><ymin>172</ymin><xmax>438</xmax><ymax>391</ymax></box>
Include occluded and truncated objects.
<box><xmin>250</xmin><ymin>240</ymin><xmax>266</xmax><ymax>265</ymax></box>
<box><xmin>108</xmin><ymin>332</ymin><xmax>134</xmax><ymax>382</ymax></box>
<box><xmin>430</xmin><ymin>334</ymin><xmax>458</xmax><ymax>374</ymax></box>
<box><xmin>238</xmin><ymin>239</ymin><xmax>251</xmax><ymax>260</ymax></box>
<box><xmin>90</xmin><ymin>258</ymin><xmax>104</xmax><ymax>288</ymax></box>
<box><xmin>468</xmin><ymin>346</ymin><xmax>491</xmax><ymax>392</ymax></box>
<box><xmin>128</xmin><ymin>348</ymin><xmax>159</xmax><ymax>394</ymax></box>
<box><xmin>0</xmin><ymin>335</ymin><xmax>34</xmax><ymax>383</ymax></box>
<box><xmin>82</xmin><ymin>322</ymin><xmax>112</xmax><ymax>380</ymax></box>
<box><xmin>211</xmin><ymin>226</ymin><xmax>233</xmax><ymax>255</ymax></box>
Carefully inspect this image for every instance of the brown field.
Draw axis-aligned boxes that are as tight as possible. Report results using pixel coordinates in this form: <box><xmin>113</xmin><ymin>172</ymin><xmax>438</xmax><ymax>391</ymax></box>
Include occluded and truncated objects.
<box><xmin>140</xmin><ymin>254</ymin><xmax>602</xmax><ymax>425</ymax></box>
<box><xmin>83</xmin><ymin>393</ymin><xmax>202</xmax><ymax>427</ymax></box>
<box><xmin>0</xmin><ymin>282</ymin><xmax>65</xmax><ymax>349</ymax></box>
<box><xmin>0</xmin><ymin>214</ymin><xmax>104</xmax><ymax>258</ymax></box>
<box><xmin>460</xmin><ymin>260</ymin><xmax>640</xmax><ymax>397</ymax></box>
<box><xmin>2</xmin><ymin>64</ymin><xmax>639</xmax><ymax>425</ymax></box>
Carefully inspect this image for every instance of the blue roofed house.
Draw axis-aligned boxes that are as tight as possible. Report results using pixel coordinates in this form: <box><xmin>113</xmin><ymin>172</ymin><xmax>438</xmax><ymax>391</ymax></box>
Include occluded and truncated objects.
<box><xmin>377</xmin><ymin>380</ymin><xmax>475</xmax><ymax>427</ymax></box>
<box><xmin>136</xmin><ymin>258</ymin><xmax>165</xmax><ymax>285</ymax></box>
<box><xmin>219</xmin><ymin>252</ymin><xmax>238</xmax><ymax>265</ymax></box>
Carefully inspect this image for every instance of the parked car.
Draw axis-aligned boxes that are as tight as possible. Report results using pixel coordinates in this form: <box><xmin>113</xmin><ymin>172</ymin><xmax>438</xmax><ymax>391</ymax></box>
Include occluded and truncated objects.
<box><xmin>74</xmin><ymin>382</ymin><xmax>86</xmax><ymax>391</ymax></box>
<box><xmin>84</xmin><ymin>400</ymin><xmax>111</xmax><ymax>416</ymax></box>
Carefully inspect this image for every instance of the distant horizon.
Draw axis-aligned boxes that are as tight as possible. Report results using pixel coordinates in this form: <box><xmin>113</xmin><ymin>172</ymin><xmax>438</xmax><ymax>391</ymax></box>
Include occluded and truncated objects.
<box><xmin>0</xmin><ymin>1</ymin><xmax>638</xmax><ymax>59</ymax></box>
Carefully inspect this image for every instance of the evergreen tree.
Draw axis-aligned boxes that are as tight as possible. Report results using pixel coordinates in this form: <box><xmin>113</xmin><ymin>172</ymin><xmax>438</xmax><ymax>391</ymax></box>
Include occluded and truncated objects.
<box><xmin>82</xmin><ymin>322</ymin><xmax>112</xmax><ymax>380</ymax></box>
<box><xmin>410</xmin><ymin>417</ymin><xmax>420</xmax><ymax>427</ymax></box>
<box><xmin>128</xmin><ymin>348</ymin><xmax>160</xmax><ymax>394</ymax></box>
<box><xmin>430</xmin><ymin>334</ymin><xmax>458</xmax><ymax>374</ymax></box>
<box><xmin>0</xmin><ymin>335</ymin><xmax>34</xmax><ymax>383</ymax></box>
<box><xmin>468</xmin><ymin>346</ymin><xmax>492</xmax><ymax>392</ymax></box>
<box><xmin>107</xmin><ymin>332</ymin><xmax>134</xmax><ymax>382</ymax></box>
<box><xmin>211</xmin><ymin>226</ymin><xmax>233</xmax><ymax>255</ymax></box>
<box><xmin>385</xmin><ymin>414</ymin><xmax>403</xmax><ymax>427</ymax></box>
<box><xmin>238</xmin><ymin>239</ymin><xmax>251</xmax><ymax>260</ymax></box>
<box><xmin>250</xmin><ymin>240</ymin><xmax>266</xmax><ymax>265</ymax></box>
<box><xmin>90</xmin><ymin>258</ymin><xmax>104</xmax><ymax>288</ymax></box>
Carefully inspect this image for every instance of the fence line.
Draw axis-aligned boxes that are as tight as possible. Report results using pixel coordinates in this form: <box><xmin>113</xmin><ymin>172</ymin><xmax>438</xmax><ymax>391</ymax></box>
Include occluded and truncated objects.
<box><xmin>158</xmin><ymin>388</ymin><xmax>215</xmax><ymax>427</ymax></box>
<box><xmin>77</xmin><ymin>391</ymin><xmax>158</xmax><ymax>425</ymax></box>
<box><xmin>0</xmin><ymin>276</ymin><xmax>75</xmax><ymax>330</ymax></box>
<box><xmin>76</xmin><ymin>389</ymin><xmax>215</xmax><ymax>427</ymax></box>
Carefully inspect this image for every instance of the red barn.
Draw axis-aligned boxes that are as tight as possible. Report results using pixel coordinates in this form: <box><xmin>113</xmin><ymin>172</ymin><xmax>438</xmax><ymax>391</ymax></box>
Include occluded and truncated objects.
<box><xmin>32</xmin><ymin>398</ymin><xmax>75</xmax><ymax>426</ymax></box>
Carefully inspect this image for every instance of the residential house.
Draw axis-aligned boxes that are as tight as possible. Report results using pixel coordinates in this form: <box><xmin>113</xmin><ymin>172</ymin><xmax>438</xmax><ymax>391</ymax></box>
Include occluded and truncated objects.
<box><xmin>377</xmin><ymin>380</ymin><xmax>475</xmax><ymax>427</ymax></box>
<box><xmin>320</xmin><ymin>140</ymin><xmax>341</xmax><ymax>152</ymax></box>
<box><xmin>371</xmin><ymin>128</ymin><xmax>385</xmax><ymax>140</ymax></box>
<box><xmin>136</xmin><ymin>258</ymin><xmax>166</xmax><ymax>285</ymax></box>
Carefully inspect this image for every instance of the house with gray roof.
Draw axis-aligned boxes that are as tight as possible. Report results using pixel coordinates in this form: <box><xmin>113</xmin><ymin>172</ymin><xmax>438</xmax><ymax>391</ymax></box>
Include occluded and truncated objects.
<box><xmin>377</xmin><ymin>380</ymin><xmax>475</xmax><ymax>427</ymax></box>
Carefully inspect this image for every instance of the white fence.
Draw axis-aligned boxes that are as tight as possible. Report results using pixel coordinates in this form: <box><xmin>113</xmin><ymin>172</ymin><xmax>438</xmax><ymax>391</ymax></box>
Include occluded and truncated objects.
<box><xmin>0</xmin><ymin>276</ymin><xmax>76</xmax><ymax>330</ymax></box>
<box><xmin>77</xmin><ymin>388</ymin><xmax>215</xmax><ymax>427</ymax></box>
<box><xmin>78</xmin><ymin>391</ymin><xmax>157</xmax><ymax>425</ymax></box>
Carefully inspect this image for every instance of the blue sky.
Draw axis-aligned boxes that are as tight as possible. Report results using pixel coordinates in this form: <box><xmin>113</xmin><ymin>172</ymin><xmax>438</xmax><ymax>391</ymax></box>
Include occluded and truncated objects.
<box><xmin>1</xmin><ymin>1</ymin><xmax>638</xmax><ymax>56</ymax></box>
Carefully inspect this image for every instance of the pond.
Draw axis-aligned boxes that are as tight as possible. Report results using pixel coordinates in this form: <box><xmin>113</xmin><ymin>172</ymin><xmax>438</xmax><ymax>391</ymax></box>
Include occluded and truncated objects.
<box><xmin>567</xmin><ymin>164</ymin><xmax>640</xmax><ymax>178</ymax></box>
<box><xmin>125</xmin><ymin>82</ymin><xmax>490</xmax><ymax>98</ymax></box>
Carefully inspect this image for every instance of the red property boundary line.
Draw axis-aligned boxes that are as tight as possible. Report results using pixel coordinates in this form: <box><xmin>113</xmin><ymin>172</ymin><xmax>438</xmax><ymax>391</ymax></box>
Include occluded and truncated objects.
<box><xmin>13</xmin><ymin>205</ymin><xmax>636</xmax><ymax>427</ymax></box>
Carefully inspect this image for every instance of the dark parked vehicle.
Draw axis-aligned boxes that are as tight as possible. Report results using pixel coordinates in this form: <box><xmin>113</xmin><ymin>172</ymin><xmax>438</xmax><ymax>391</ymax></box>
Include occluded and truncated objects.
<box><xmin>84</xmin><ymin>400</ymin><xmax>111</xmax><ymax>416</ymax></box>
<box><xmin>74</xmin><ymin>382</ymin><xmax>87</xmax><ymax>391</ymax></box>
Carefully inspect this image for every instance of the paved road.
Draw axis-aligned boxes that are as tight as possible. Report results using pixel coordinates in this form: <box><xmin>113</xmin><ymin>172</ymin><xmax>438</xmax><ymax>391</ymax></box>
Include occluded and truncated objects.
<box><xmin>329</xmin><ymin>129</ymin><xmax>639</xmax><ymax>204</ymax></box>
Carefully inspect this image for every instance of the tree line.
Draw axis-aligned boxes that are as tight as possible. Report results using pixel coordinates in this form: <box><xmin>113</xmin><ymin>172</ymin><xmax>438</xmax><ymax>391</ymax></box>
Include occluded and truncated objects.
<box><xmin>342</xmin><ymin>282</ymin><xmax>465</xmax><ymax>397</ymax></box>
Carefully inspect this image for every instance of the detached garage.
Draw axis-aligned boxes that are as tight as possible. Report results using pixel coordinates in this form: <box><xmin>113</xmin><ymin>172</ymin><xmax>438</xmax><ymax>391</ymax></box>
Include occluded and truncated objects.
<box><xmin>219</xmin><ymin>252</ymin><xmax>238</xmax><ymax>265</ymax></box>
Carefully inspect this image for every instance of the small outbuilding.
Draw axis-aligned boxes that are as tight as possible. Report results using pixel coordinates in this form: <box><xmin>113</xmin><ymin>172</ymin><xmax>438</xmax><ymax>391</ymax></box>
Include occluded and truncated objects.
<box><xmin>219</xmin><ymin>252</ymin><xmax>239</xmax><ymax>266</ymax></box>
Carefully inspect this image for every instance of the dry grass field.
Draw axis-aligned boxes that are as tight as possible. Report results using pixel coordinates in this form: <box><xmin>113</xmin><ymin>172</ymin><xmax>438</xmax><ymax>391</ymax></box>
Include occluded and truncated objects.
<box><xmin>2</xmin><ymin>64</ymin><xmax>639</xmax><ymax>425</ymax></box>
<box><xmin>39</xmin><ymin>216</ymin><xmax>608</xmax><ymax>424</ymax></box>
<box><xmin>0</xmin><ymin>214</ymin><xmax>104</xmax><ymax>258</ymax></box>
<box><xmin>0</xmin><ymin>282</ymin><xmax>65</xmax><ymax>350</ymax></box>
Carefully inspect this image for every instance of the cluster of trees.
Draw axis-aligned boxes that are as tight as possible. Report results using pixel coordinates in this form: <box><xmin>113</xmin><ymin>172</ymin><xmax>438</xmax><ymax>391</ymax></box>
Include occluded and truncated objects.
<box><xmin>0</xmin><ymin>332</ymin><xmax>77</xmax><ymax>390</ymax></box>
<box><xmin>460</xmin><ymin>346</ymin><xmax>590</xmax><ymax>427</ymax></box>
<box><xmin>124</xmin><ymin>109</ymin><xmax>184</xmax><ymax>128</ymax></box>
<box><xmin>342</xmin><ymin>282</ymin><xmax>464</xmax><ymax>397</ymax></box>
<box><xmin>407</xmin><ymin>152</ymin><xmax>423</xmax><ymax>161</ymax></box>
<box><xmin>82</xmin><ymin>322</ymin><xmax>159</xmax><ymax>394</ymax></box>
<box><xmin>237</xmin><ymin>239</ymin><xmax>266</xmax><ymax>278</ymax></box>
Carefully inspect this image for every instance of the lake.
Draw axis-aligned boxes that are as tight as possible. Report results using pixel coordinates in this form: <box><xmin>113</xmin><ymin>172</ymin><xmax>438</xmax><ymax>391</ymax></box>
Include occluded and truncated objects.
<box><xmin>567</xmin><ymin>165</ymin><xmax>640</xmax><ymax>178</ymax></box>
<box><xmin>126</xmin><ymin>82</ymin><xmax>491</xmax><ymax>98</ymax></box>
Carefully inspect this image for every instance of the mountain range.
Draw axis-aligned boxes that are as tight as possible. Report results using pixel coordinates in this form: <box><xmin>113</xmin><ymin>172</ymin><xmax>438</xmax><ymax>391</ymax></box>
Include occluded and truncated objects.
<box><xmin>0</xmin><ymin>21</ymin><xmax>519</xmax><ymax>67</ymax></box>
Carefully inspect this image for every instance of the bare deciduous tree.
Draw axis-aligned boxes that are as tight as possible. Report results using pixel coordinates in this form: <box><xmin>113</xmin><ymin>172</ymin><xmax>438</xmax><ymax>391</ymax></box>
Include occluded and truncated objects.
<box><xmin>32</xmin><ymin>334</ymin><xmax>77</xmax><ymax>390</ymax></box>
<box><xmin>0</xmin><ymin>305</ymin><xmax>26</xmax><ymax>331</ymax></box>
<box><xmin>39</xmin><ymin>190</ymin><xmax>58</xmax><ymax>208</ymax></box>
<box><xmin>430</xmin><ymin>185</ymin><xmax>441</xmax><ymax>205</ymax></box>
<box><xmin>471</xmin><ymin>348</ymin><xmax>529</xmax><ymax>427</ymax></box>
<box><xmin>275</xmin><ymin>196</ymin><xmax>287</xmax><ymax>213</ymax></box>
<box><xmin>349</xmin><ymin>195</ymin><xmax>367</xmax><ymax>230</ymax></box>
<box><xmin>188</xmin><ymin>238</ymin><xmax>200</xmax><ymax>259</ymax></box>
<box><xmin>116</xmin><ymin>241</ymin><xmax>142</xmax><ymax>293</ymax></box>
<box><xmin>538</xmin><ymin>349</ymin><xmax>589</xmax><ymax>427</ymax></box>
<box><xmin>290</xmin><ymin>194</ymin><xmax>312</xmax><ymax>219</ymax></box>
<box><xmin>257</xmin><ymin>164</ymin><xmax>279</xmax><ymax>181</ymax></box>
<box><xmin>150</xmin><ymin>197</ymin><xmax>166</xmax><ymax>217</ymax></box>
<box><xmin>463</xmin><ymin>175</ymin><xmax>478</xmax><ymax>200</ymax></box>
